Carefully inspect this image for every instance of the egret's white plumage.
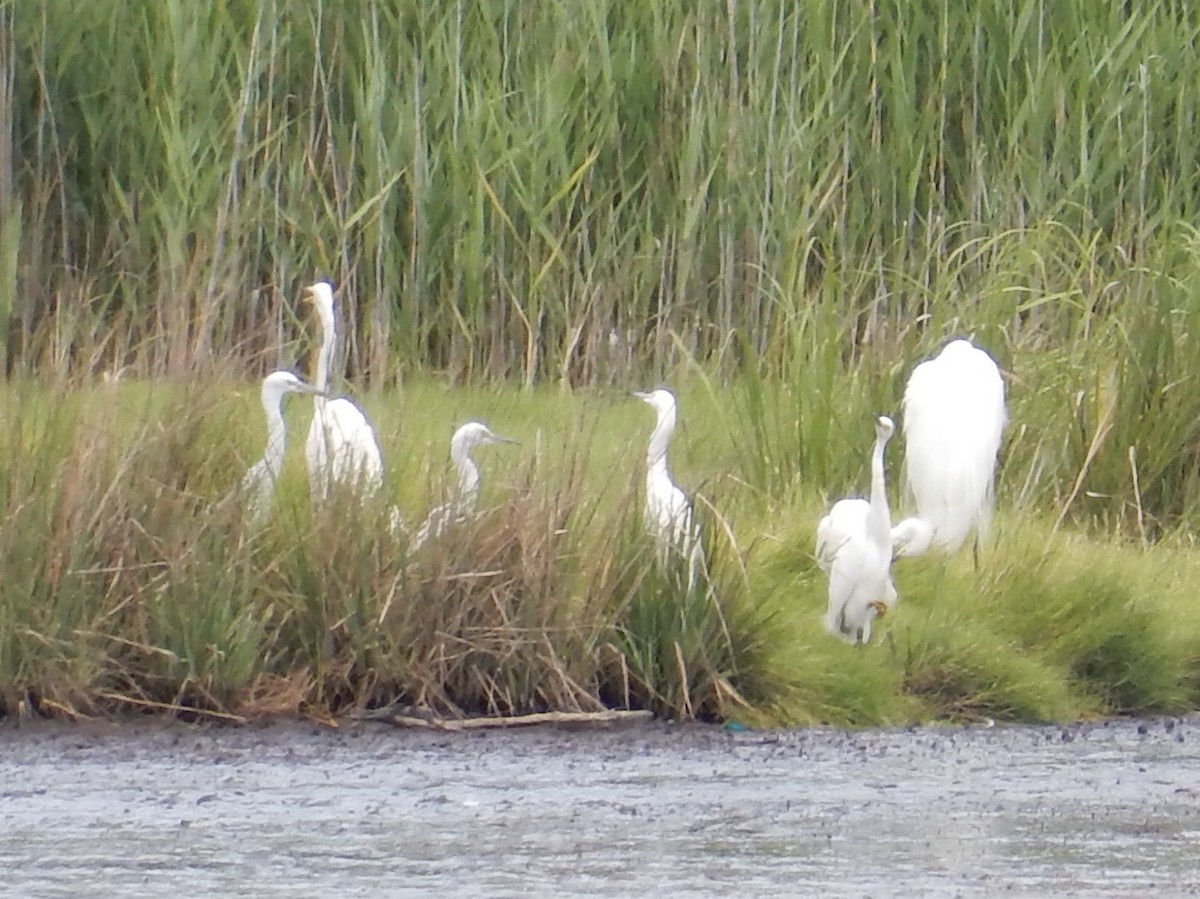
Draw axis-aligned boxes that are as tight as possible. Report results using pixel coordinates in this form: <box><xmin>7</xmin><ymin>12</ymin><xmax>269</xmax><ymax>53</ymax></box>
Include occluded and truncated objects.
<box><xmin>891</xmin><ymin>339</ymin><xmax>1006</xmax><ymax>556</ymax></box>
<box><xmin>889</xmin><ymin>516</ymin><xmax>934</xmax><ymax>558</ymax></box>
<box><xmin>241</xmin><ymin>371</ymin><xmax>321</xmax><ymax>525</ymax></box>
<box><xmin>817</xmin><ymin>416</ymin><xmax>896</xmax><ymax>645</ymax></box>
<box><xmin>635</xmin><ymin>388</ymin><xmax>704</xmax><ymax>585</ymax></box>
<box><xmin>303</xmin><ymin>281</ymin><xmax>386</xmax><ymax>504</ymax></box>
<box><xmin>411</xmin><ymin>421</ymin><xmax>516</xmax><ymax>549</ymax></box>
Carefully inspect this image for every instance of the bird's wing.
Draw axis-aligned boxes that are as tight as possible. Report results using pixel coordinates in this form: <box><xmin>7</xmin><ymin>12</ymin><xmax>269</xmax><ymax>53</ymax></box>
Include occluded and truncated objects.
<box><xmin>823</xmin><ymin>539</ymin><xmax>881</xmax><ymax>642</ymax></box>
<box><xmin>321</xmin><ymin>399</ymin><xmax>384</xmax><ymax>484</ymax></box>
<box><xmin>412</xmin><ymin>500</ymin><xmax>467</xmax><ymax>550</ymax></box>
<box><xmin>240</xmin><ymin>460</ymin><xmax>276</xmax><ymax>525</ymax></box>
<box><xmin>824</xmin><ymin>532</ymin><xmax>893</xmax><ymax>643</ymax></box>
<box><xmin>645</xmin><ymin>480</ymin><xmax>695</xmax><ymax>543</ymax></box>
<box><xmin>902</xmin><ymin>341</ymin><xmax>1005</xmax><ymax>551</ymax></box>
<box><xmin>816</xmin><ymin>498</ymin><xmax>869</xmax><ymax>572</ymax></box>
<box><xmin>665</xmin><ymin>484</ymin><xmax>698</xmax><ymax>545</ymax></box>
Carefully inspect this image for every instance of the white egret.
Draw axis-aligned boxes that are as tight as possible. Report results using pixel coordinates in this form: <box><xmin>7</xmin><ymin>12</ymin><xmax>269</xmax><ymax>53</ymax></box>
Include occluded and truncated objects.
<box><xmin>411</xmin><ymin>421</ymin><xmax>517</xmax><ymax>549</ymax></box>
<box><xmin>634</xmin><ymin>388</ymin><xmax>704</xmax><ymax>586</ymax></box>
<box><xmin>241</xmin><ymin>371</ymin><xmax>322</xmax><ymax>525</ymax></box>
<box><xmin>816</xmin><ymin>416</ymin><xmax>897</xmax><ymax>645</ymax></box>
<box><xmin>890</xmin><ymin>339</ymin><xmax>1007</xmax><ymax>557</ymax></box>
<box><xmin>303</xmin><ymin>281</ymin><xmax>386</xmax><ymax>504</ymax></box>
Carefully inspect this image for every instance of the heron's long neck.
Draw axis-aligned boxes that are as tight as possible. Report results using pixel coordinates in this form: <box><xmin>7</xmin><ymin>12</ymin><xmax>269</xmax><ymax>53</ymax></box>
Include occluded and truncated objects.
<box><xmin>646</xmin><ymin>407</ymin><xmax>676</xmax><ymax>480</ymax></box>
<box><xmin>867</xmin><ymin>434</ymin><xmax>891</xmax><ymax>538</ymax></box>
<box><xmin>314</xmin><ymin>306</ymin><xmax>337</xmax><ymax>395</ymax></box>
<box><xmin>452</xmin><ymin>444</ymin><xmax>481</xmax><ymax>507</ymax></box>
<box><xmin>260</xmin><ymin>394</ymin><xmax>288</xmax><ymax>478</ymax></box>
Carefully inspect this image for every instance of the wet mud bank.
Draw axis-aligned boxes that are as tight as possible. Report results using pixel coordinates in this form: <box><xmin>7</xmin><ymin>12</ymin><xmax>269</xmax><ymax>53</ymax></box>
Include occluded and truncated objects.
<box><xmin>2</xmin><ymin>717</ymin><xmax>1199</xmax><ymax>897</ymax></box>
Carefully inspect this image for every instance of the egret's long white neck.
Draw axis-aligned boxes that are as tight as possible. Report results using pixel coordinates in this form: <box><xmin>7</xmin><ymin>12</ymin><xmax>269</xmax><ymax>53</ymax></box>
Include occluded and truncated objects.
<box><xmin>867</xmin><ymin>430</ymin><xmax>892</xmax><ymax>540</ymax></box>
<box><xmin>260</xmin><ymin>390</ymin><xmax>289</xmax><ymax>478</ymax></box>
<box><xmin>313</xmin><ymin>296</ymin><xmax>337</xmax><ymax>397</ymax></box>
<box><xmin>646</xmin><ymin>404</ymin><xmax>676</xmax><ymax>479</ymax></box>
<box><xmin>451</xmin><ymin>441</ymin><xmax>481</xmax><ymax>507</ymax></box>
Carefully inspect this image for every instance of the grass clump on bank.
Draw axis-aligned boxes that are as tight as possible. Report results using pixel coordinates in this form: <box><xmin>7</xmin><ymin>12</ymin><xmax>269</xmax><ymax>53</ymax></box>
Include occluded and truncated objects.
<box><xmin>3</xmin><ymin>379</ymin><xmax>1200</xmax><ymax>728</ymax></box>
<box><xmin>752</xmin><ymin>509</ymin><xmax>1200</xmax><ymax>727</ymax></box>
<box><xmin>0</xmin><ymin>380</ymin><xmax>781</xmax><ymax>725</ymax></box>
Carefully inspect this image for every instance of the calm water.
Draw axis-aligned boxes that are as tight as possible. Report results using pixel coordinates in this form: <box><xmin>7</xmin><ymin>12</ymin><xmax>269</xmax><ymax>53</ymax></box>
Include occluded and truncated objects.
<box><xmin>2</xmin><ymin>717</ymin><xmax>1198</xmax><ymax>897</ymax></box>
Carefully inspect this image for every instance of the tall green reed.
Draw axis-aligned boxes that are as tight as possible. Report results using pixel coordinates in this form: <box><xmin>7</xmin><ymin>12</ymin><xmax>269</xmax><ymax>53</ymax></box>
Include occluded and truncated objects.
<box><xmin>7</xmin><ymin>0</ymin><xmax>1199</xmax><ymax>377</ymax></box>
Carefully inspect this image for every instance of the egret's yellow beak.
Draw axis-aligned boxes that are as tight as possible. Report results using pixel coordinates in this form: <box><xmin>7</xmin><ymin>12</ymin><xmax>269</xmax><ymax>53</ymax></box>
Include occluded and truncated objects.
<box><xmin>868</xmin><ymin>600</ymin><xmax>888</xmax><ymax>618</ymax></box>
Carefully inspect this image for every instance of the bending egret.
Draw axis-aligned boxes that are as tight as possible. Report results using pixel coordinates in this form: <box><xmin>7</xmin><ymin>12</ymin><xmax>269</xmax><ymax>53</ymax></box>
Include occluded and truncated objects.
<box><xmin>634</xmin><ymin>388</ymin><xmax>704</xmax><ymax>586</ymax></box>
<box><xmin>303</xmin><ymin>281</ymin><xmax>386</xmax><ymax>504</ymax></box>
<box><xmin>816</xmin><ymin>416</ymin><xmax>897</xmax><ymax>645</ymax></box>
<box><xmin>891</xmin><ymin>339</ymin><xmax>1007</xmax><ymax>556</ymax></box>
<box><xmin>241</xmin><ymin>371</ymin><xmax>322</xmax><ymax>525</ymax></box>
<box><xmin>411</xmin><ymin>421</ymin><xmax>517</xmax><ymax>549</ymax></box>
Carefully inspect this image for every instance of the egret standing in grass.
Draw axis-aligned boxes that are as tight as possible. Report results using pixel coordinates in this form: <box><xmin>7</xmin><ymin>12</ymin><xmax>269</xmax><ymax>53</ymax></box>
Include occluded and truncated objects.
<box><xmin>890</xmin><ymin>339</ymin><xmax>1007</xmax><ymax>557</ymax></box>
<box><xmin>634</xmin><ymin>388</ymin><xmax>704</xmax><ymax>587</ymax></box>
<box><xmin>817</xmin><ymin>416</ymin><xmax>897</xmax><ymax>645</ymax></box>
<box><xmin>303</xmin><ymin>281</ymin><xmax>386</xmax><ymax>504</ymax></box>
<box><xmin>411</xmin><ymin>421</ymin><xmax>517</xmax><ymax>549</ymax></box>
<box><xmin>242</xmin><ymin>371</ymin><xmax>322</xmax><ymax>525</ymax></box>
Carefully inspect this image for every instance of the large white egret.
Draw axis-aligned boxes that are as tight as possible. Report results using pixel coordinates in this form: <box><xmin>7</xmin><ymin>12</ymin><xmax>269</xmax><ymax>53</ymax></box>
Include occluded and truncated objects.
<box><xmin>634</xmin><ymin>388</ymin><xmax>704</xmax><ymax>586</ymax></box>
<box><xmin>303</xmin><ymin>281</ymin><xmax>386</xmax><ymax>504</ymax></box>
<box><xmin>890</xmin><ymin>339</ymin><xmax>1007</xmax><ymax>557</ymax></box>
<box><xmin>816</xmin><ymin>416</ymin><xmax>897</xmax><ymax>645</ymax></box>
<box><xmin>411</xmin><ymin>421</ymin><xmax>517</xmax><ymax>549</ymax></box>
<box><xmin>241</xmin><ymin>371</ymin><xmax>322</xmax><ymax>525</ymax></box>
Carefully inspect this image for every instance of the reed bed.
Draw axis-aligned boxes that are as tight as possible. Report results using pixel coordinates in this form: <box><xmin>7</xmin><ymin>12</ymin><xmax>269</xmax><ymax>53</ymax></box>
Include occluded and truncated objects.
<box><xmin>4</xmin><ymin>1</ymin><xmax>1199</xmax><ymax>382</ymax></box>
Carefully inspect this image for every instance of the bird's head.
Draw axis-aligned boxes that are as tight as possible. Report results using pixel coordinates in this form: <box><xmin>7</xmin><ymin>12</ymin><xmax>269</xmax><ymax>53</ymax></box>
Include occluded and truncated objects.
<box><xmin>451</xmin><ymin>421</ymin><xmax>519</xmax><ymax>454</ymax></box>
<box><xmin>891</xmin><ymin>516</ymin><xmax>933</xmax><ymax>558</ymax></box>
<box><xmin>304</xmin><ymin>281</ymin><xmax>337</xmax><ymax>316</ymax></box>
<box><xmin>633</xmin><ymin>388</ymin><xmax>677</xmax><ymax>416</ymax></box>
<box><xmin>940</xmin><ymin>338</ymin><xmax>977</xmax><ymax>361</ymax></box>
<box><xmin>875</xmin><ymin>416</ymin><xmax>895</xmax><ymax>441</ymax></box>
<box><xmin>261</xmin><ymin>370</ymin><xmax>323</xmax><ymax>403</ymax></box>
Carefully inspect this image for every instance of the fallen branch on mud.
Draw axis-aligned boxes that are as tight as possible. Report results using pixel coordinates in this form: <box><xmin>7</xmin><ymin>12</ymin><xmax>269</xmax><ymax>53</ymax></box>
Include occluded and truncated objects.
<box><xmin>348</xmin><ymin>703</ymin><xmax>655</xmax><ymax>731</ymax></box>
<box><xmin>93</xmin><ymin>691</ymin><xmax>249</xmax><ymax>725</ymax></box>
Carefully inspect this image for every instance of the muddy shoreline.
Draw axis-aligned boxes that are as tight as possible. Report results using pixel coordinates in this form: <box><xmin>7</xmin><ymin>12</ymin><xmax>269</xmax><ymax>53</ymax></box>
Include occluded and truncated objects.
<box><xmin>3</xmin><ymin>716</ymin><xmax>1199</xmax><ymax>897</ymax></box>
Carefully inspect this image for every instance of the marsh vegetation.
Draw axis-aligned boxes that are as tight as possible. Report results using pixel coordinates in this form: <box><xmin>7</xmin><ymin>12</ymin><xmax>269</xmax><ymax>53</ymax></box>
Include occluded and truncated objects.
<box><xmin>2</xmin><ymin>0</ymin><xmax>1200</xmax><ymax>724</ymax></box>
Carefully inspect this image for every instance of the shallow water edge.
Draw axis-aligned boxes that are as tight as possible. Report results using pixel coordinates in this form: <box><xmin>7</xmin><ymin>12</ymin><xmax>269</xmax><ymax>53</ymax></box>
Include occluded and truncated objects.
<box><xmin>2</xmin><ymin>717</ymin><xmax>1198</xmax><ymax>897</ymax></box>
